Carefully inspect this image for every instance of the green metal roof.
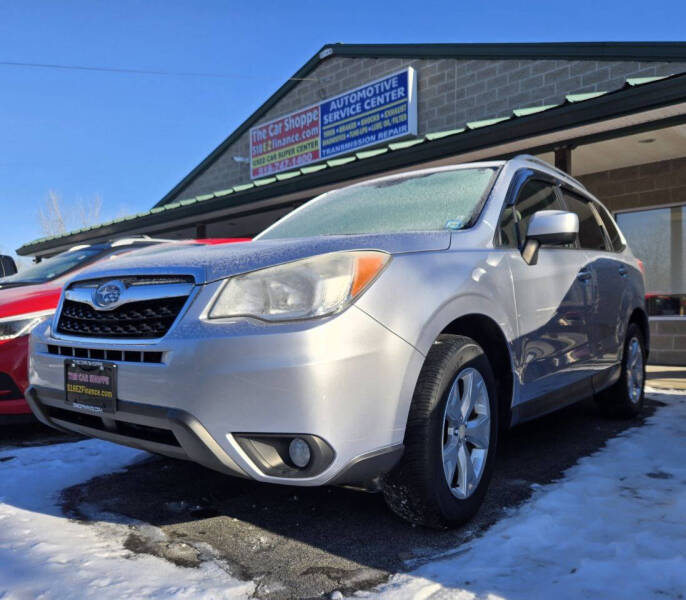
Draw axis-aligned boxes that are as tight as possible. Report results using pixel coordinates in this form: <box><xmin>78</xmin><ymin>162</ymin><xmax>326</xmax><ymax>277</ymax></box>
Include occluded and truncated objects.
<box><xmin>17</xmin><ymin>73</ymin><xmax>686</xmax><ymax>254</ymax></box>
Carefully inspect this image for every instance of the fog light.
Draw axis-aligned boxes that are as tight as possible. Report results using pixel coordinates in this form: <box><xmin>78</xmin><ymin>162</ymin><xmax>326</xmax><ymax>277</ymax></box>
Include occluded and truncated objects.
<box><xmin>289</xmin><ymin>438</ymin><xmax>311</xmax><ymax>468</ymax></box>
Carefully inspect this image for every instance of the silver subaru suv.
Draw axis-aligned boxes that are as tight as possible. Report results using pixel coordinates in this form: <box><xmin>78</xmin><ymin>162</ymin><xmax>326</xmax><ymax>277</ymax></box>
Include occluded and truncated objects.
<box><xmin>28</xmin><ymin>155</ymin><xmax>647</xmax><ymax>527</ymax></box>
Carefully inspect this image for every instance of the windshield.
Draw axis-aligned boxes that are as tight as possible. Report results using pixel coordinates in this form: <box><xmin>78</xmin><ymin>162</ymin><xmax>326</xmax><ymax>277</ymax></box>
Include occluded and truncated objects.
<box><xmin>0</xmin><ymin>247</ymin><xmax>103</xmax><ymax>285</ymax></box>
<box><xmin>257</xmin><ymin>167</ymin><xmax>497</xmax><ymax>240</ymax></box>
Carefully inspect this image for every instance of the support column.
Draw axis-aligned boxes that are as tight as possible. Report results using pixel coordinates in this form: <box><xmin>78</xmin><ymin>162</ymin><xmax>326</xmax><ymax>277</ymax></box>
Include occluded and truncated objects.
<box><xmin>554</xmin><ymin>146</ymin><xmax>573</xmax><ymax>174</ymax></box>
<box><xmin>670</xmin><ymin>206</ymin><xmax>683</xmax><ymax>297</ymax></box>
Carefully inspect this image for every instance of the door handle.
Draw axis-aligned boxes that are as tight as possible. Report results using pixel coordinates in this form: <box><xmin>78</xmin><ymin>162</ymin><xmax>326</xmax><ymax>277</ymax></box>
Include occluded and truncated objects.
<box><xmin>577</xmin><ymin>271</ymin><xmax>592</xmax><ymax>282</ymax></box>
<box><xmin>618</xmin><ymin>266</ymin><xmax>628</xmax><ymax>277</ymax></box>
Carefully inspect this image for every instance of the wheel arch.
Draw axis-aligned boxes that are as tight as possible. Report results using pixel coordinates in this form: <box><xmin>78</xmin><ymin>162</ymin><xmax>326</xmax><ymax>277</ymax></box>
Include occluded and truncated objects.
<box><xmin>629</xmin><ymin>307</ymin><xmax>650</xmax><ymax>358</ymax></box>
<box><xmin>440</xmin><ymin>313</ymin><xmax>515</xmax><ymax>430</ymax></box>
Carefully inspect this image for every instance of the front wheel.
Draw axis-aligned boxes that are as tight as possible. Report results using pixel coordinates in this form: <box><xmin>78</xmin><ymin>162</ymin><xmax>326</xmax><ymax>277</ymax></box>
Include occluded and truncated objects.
<box><xmin>383</xmin><ymin>334</ymin><xmax>498</xmax><ymax>528</ymax></box>
<box><xmin>595</xmin><ymin>322</ymin><xmax>646</xmax><ymax>418</ymax></box>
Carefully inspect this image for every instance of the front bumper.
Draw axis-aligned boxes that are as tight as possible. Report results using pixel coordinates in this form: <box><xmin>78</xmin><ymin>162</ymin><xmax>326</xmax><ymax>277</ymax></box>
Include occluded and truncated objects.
<box><xmin>27</xmin><ymin>385</ymin><xmax>250</xmax><ymax>475</ymax></box>
<box><xmin>0</xmin><ymin>336</ymin><xmax>32</xmax><ymax>416</ymax></box>
<box><xmin>29</xmin><ymin>300</ymin><xmax>423</xmax><ymax>486</ymax></box>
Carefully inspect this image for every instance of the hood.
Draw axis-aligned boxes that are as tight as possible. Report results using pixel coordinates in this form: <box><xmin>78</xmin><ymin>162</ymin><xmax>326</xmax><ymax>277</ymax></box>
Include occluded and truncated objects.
<box><xmin>0</xmin><ymin>280</ymin><xmax>62</xmax><ymax>319</ymax></box>
<box><xmin>66</xmin><ymin>232</ymin><xmax>451</xmax><ymax>285</ymax></box>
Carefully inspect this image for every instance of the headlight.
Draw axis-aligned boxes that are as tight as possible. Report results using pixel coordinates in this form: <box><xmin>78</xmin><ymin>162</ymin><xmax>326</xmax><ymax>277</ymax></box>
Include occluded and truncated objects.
<box><xmin>0</xmin><ymin>311</ymin><xmax>54</xmax><ymax>341</ymax></box>
<box><xmin>208</xmin><ymin>251</ymin><xmax>390</xmax><ymax>322</ymax></box>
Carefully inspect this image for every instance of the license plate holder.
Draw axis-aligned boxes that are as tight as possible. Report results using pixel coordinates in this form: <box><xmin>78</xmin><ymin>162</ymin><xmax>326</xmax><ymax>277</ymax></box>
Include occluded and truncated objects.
<box><xmin>65</xmin><ymin>359</ymin><xmax>117</xmax><ymax>414</ymax></box>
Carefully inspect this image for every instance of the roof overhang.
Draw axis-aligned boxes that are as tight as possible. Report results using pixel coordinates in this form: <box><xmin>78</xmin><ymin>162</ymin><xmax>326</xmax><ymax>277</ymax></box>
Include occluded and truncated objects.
<box><xmin>17</xmin><ymin>73</ymin><xmax>686</xmax><ymax>257</ymax></box>
<box><xmin>328</xmin><ymin>42</ymin><xmax>686</xmax><ymax>62</ymax></box>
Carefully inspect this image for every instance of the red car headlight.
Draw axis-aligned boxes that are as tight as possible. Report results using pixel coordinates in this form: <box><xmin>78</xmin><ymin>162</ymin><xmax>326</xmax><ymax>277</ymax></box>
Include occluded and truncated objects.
<box><xmin>0</xmin><ymin>311</ymin><xmax>53</xmax><ymax>341</ymax></box>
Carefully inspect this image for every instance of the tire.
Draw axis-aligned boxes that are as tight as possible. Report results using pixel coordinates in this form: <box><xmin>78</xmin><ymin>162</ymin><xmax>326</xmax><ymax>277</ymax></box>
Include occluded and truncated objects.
<box><xmin>383</xmin><ymin>334</ymin><xmax>499</xmax><ymax>529</ymax></box>
<box><xmin>595</xmin><ymin>322</ymin><xmax>646</xmax><ymax>418</ymax></box>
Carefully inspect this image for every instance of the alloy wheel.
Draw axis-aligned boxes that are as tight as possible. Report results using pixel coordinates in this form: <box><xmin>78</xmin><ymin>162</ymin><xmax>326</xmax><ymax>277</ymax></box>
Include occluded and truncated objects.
<box><xmin>626</xmin><ymin>336</ymin><xmax>644</xmax><ymax>404</ymax></box>
<box><xmin>441</xmin><ymin>367</ymin><xmax>491</xmax><ymax>499</ymax></box>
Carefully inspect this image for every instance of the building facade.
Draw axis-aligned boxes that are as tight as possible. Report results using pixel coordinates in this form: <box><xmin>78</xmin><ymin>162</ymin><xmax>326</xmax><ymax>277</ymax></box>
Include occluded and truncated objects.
<box><xmin>17</xmin><ymin>43</ymin><xmax>686</xmax><ymax>364</ymax></box>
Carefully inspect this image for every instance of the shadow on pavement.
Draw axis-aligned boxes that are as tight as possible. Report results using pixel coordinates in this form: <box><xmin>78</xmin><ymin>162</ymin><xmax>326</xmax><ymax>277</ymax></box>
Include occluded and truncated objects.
<box><xmin>646</xmin><ymin>367</ymin><xmax>686</xmax><ymax>391</ymax></box>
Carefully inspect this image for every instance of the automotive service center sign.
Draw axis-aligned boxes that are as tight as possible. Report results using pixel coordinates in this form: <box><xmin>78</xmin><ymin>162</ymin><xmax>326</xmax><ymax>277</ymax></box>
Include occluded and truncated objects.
<box><xmin>250</xmin><ymin>68</ymin><xmax>417</xmax><ymax>179</ymax></box>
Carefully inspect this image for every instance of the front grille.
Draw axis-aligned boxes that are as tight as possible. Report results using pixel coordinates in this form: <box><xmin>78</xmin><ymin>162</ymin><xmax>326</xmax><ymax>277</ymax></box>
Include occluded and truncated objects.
<box><xmin>56</xmin><ymin>296</ymin><xmax>188</xmax><ymax>339</ymax></box>
<box><xmin>73</xmin><ymin>275</ymin><xmax>194</xmax><ymax>288</ymax></box>
<box><xmin>47</xmin><ymin>345</ymin><xmax>163</xmax><ymax>364</ymax></box>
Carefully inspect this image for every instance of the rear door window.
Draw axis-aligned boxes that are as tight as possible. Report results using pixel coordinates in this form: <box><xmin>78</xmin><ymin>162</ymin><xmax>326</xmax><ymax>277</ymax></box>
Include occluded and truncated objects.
<box><xmin>594</xmin><ymin>203</ymin><xmax>625</xmax><ymax>251</ymax></box>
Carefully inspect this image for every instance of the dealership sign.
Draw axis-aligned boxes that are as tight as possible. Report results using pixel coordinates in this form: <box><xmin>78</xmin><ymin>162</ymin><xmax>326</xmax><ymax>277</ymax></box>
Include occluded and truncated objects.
<box><xmin>250</xmin><ymin>68</ymin><xmax>417</xmax><ymax>179</ymax></box>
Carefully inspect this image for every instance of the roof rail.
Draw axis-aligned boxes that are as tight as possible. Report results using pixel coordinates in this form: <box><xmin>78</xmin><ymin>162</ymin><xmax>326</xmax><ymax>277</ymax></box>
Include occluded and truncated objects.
<box><xmin>512</xmin><ymin>154</ymin><xmax>587</xmax><ymax>189</ymax></box>
<box><xmin>107</xmin><ymin>234</ymin><xmax>152</xmax><ymax>242</ymax></box>
<box><xmin>106</xmin><ymin>235</ymin><xmax>177</xmax><ymax>247</ymax></box>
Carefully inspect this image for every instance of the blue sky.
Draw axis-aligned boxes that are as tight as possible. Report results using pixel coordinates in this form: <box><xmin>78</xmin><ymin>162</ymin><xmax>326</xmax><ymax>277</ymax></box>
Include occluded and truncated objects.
<box><xmin>1</xmin><ymin>0</ymin><xmax>685</xmax><ymax>257</ymax></box>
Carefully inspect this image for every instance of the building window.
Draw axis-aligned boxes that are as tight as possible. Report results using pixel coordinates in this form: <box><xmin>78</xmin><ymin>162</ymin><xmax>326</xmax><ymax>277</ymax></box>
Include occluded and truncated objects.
<box><xmin>616</xmin><ymin>205</ymin><xmax>686</xmax><ymax>317</ymax></box>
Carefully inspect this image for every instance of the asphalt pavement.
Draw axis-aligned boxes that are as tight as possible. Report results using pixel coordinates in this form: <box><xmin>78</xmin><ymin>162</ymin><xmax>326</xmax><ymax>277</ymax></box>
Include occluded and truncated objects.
<box><xmin>50</xmin><ymin>395</ymin><xmax>663</xmax><ymax>600</ymax></box>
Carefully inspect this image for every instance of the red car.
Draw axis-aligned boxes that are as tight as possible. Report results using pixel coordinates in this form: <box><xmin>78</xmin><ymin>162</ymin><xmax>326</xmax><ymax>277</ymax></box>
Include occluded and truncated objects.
<box><xmin>0</xmin><ymin>237</ymin><xmax>248</xmax><ymax>422</ymax></box>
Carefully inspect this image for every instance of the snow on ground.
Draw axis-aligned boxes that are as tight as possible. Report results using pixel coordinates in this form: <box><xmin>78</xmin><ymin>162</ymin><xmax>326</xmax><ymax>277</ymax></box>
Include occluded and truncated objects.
<box><xmin>372</xmin><ymin>389</ymin><xmax>686</xmax><ymax>600</ymax></box>
<box><xmin>0</xmin><ymin>439</ymin><xmax>253</xmax><ymax>599</ymax></box>
<box><xmin>1</xmin><ymin>390</ymin><xmax>685</xmax><ymax>600</ymax></box>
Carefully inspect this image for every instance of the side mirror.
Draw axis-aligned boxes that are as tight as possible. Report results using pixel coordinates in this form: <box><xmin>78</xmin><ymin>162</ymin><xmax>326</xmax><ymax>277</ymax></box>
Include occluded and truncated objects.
<box><xmin>522</xmin><ymin>210</ymin><xmax>579</xmax><ymax>265</ymax></box>
<box><xmin>0</xmin><ymin>255</ymin><xmax>17</xmax><ymax>277</ymax></box>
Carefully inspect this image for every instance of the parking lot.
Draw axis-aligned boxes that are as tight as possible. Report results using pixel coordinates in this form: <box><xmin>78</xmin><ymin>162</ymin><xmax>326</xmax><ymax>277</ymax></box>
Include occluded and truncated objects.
<box><xmin>4</xmin><ymin>14</ymin><xmax>686</xmax><ymax>600</ymax></box>
<box><xmin>2</xmin><ymin>385</ymin><xmax>676</xmax><ymax>600</ymax></box>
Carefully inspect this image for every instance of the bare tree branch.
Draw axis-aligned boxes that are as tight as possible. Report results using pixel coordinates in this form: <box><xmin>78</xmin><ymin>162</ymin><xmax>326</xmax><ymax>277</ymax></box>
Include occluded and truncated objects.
<box><xmin>38</xmin><ymin>191</ymin><xmax>103</xmax><ymax>237</ymax></box>
<box><xmin>38</xmin><ymin>190</ymin><xmax>67</xmax><ymax>237</ymax></box>
<box><xmin>78</xmin><ymin>195</ymin><xmax>102</xmax><ymax>228</ymax></box>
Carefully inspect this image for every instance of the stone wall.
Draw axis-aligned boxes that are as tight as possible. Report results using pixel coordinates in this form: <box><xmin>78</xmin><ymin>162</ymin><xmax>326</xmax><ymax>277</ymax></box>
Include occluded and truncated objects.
<box><xmin>649</xmin><ymin>319</ymin><xmax>686</xmax><ymax>366</ymax></box>
<box><xmin>578</xmin><ymin>156</ymin><xmax>686</xmax><ymax>213</ymax></box>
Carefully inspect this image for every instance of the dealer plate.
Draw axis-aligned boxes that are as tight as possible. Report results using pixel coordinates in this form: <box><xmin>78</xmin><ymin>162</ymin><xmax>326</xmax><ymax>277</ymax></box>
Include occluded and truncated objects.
<box><xmin>65</xmin><ymin>359</ymin><xmax>117</xmax><ymax>414</ymax></box>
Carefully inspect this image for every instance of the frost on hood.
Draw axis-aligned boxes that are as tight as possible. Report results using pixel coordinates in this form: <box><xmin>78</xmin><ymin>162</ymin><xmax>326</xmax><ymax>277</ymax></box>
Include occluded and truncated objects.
<box><xmin>68</xmin><ymin>232</ymin><xmax>451</xmax><ymax>283</ymax></box>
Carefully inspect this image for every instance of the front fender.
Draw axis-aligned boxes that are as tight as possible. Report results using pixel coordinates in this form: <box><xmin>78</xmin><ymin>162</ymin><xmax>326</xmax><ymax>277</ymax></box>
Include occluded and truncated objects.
<box><xmin>357</xmin><ymin>249</ymin><xmax>517</xmax><ymax>356</ymax></box>
<box><xmin>356</xmin><ymin>249</ymin><xmax>518</xmax><ymax>433</ymax></box>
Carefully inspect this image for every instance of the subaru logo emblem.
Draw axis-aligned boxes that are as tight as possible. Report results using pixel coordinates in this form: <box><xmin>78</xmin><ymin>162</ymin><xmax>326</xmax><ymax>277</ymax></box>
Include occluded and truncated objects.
<box><xmin>93</xmin><ymin>280</ymin><xmax>124</xmax><ymax>309</ymax></box>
